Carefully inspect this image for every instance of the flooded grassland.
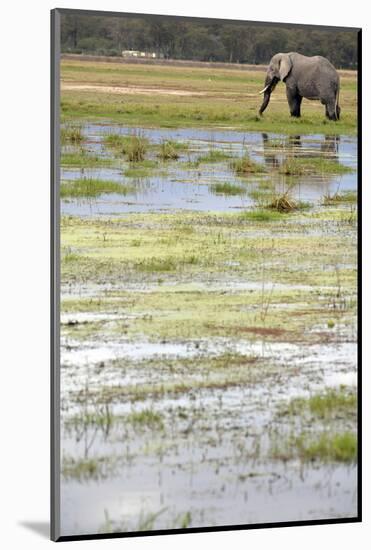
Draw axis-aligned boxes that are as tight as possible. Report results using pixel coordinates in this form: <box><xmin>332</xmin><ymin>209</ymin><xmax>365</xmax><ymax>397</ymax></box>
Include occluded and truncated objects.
<box><xmin>59</xmin><ymin>123</ymin><xmax>358</xmax><ymax>536</ymax></box>
<box><xmin>59</xmin><ymin>59</ymin><xmax>358</xmax><ymax>537</ymax></box>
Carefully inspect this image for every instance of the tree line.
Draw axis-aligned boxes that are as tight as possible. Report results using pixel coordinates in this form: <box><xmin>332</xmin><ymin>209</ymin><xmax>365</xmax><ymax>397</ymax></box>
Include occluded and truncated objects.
<box><xmin>61</xmin><ymin>13</ymin><xmax>358</xmax><ymax>69</ymax></box>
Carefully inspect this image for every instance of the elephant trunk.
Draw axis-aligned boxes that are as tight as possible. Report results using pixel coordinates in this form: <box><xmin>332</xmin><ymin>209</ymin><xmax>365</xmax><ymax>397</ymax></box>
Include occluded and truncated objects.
<box><xmin>258</xmin><ymin>76</ymin><xmax>279</xmax><ymax>116</ymax></box>
<box><xmin>259</xmin><ymin>91</ymin><xmax>272</xmax><ymax>115</ymax></box>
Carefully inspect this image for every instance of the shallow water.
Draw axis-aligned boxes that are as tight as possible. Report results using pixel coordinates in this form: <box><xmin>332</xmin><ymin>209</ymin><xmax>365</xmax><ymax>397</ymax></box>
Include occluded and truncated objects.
<box><xmin>61</xmin><ymin>126</ymin><xmax>357</xmax><ymax>216</ymax></box>
<box><xmin>60</xmin><ymin>334</ymin><xmax>357</xmax><ymax>535</ymax></box>
<box><xmin>61</xmin><ymin>461</ymin><xmax>356</xmax><ymax>535</ymax></box>
<box><xmin>60</xmin><ymin>124</ymin><xmax>358</xmax><ymax>536</ymax></box>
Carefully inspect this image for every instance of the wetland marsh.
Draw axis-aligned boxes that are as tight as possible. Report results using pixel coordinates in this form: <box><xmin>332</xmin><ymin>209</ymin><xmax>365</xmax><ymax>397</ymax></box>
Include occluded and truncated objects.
<box><xmin>59</xmin><ymin>58</ymin><xmax>358</xmax><ymax>536</ymax></box>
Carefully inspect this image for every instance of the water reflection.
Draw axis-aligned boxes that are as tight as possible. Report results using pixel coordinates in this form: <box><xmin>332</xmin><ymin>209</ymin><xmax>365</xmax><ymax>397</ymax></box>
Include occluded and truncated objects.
<box><xmin>261</xmin><ymin>133</ymin><xmax>341</xmax><ymax>169</ymax></box>
<box><xmin>61</xmin><ymin>128</ymin><xmax>356</xmax><ymax>217</ymax></box>
<box><xmin>321</xmin><ymin>135</ymin><xmax>340</xmax><ymax>156</ymax></box>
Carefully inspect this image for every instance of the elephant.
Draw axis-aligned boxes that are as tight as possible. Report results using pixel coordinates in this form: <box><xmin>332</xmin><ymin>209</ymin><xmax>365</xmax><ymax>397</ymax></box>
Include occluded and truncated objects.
<box><xmin>258</xmin><ymin>52</ymin><xmax>341</xmax><ymax>120</ymax></box>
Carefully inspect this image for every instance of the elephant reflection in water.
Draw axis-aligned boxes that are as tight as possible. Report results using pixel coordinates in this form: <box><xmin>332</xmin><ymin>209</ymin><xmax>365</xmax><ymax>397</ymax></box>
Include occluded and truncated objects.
<box><xmin>261</xmin><ymin>133</ymin><xmax>340</xmax><ymax>169</ymax></box>
<box><xmin>321</xmin><ymin>135</ymin><xmax>340</xmax><ymax>157</ymax></box>
<box><xmin>259</xmin><ymin>133</ymin><xmax>343</xmax><ymax>202</ymax></box>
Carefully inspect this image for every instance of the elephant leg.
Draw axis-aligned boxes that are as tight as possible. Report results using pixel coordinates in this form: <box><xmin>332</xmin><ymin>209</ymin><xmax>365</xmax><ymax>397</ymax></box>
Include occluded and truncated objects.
<box><xmin>325</xmin><ymin>97</ymin><xmax>338</xmax><ymax>121</ymax></box>
<box><xmin>286</xmin><ymin>88</ymin><xmax>302</xmax><ymax>117</ymax></box>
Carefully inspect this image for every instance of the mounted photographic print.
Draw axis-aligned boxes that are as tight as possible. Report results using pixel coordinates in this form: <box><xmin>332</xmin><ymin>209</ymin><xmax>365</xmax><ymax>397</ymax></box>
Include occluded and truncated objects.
<box><xmin>51</xmin><ymin>8</ymin><xmax>361</xmax><ymax>541</ymax></box>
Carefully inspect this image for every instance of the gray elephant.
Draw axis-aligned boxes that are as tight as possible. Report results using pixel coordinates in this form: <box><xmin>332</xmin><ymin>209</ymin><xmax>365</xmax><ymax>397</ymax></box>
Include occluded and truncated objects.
<box><xmin>259</xmin><ymin>52</ymin><xmax>341</xmax><ymax>120</ymax></box>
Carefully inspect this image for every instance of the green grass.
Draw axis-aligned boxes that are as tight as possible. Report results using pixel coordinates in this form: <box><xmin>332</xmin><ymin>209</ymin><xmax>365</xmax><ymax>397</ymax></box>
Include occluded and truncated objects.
<box><xmin>135</xmin><ymin>257</ymin><xmax>177</xmax><ymax>272</ymax></box>
<box><xmin>61</xmin><ymin>95</ymin><xmax>356</xmax><ymax>136</ymax></box>
<box><xmin>61</xmin><ymin>151</ymin><xmax>115</xmax><ymax>168</ymax></box>
<box><xmin>164</xmin><ymin>140</ymin><xmax>189</xmax><ymax>151</ymax></box>
<box><xmin>197</xmin><ymin>150</ymin><xmax>233</xmax><ymax>163</ymax></box>
<box><xmin>61</xmin><ymin>178</ymin><xmax>134</xmax><ymax>198</ymax></box>
<box><xmin>239</xmin><ymin>209</ymin><xmax>286</xmax><ymax>222</ymax></box>
<box><xmin>298</xmin><ymin>432</ymin><xmax>357</xmax><ymax>463</ymax></box>
<box><xmin>135</xmin><ymin>254</ymin><xmax>200</xmax><ymax>272</ymax></box>
<box><xmin>263</xmin><ymin>189</ymin><xmax>311</xmax><ymax>212</ymax></box>
<box><xmin>101</xmin><ymin>507</ymin><xmax>169</xmax><ymax>533</ymax></box>
<box><xmin>249</xmin><ymin>187</ymin><xmax>311</xmax><ymax>213</ymax></box>
<box><xmin>323</xmin><ymin>190</ymin><xmax>357</xmax><ymax>205</ymax></box>
<box><xmin>124</xmin><ymin>168</ymin><xmax>151</xmax><ymax>178</ymax></box>
<box><xmin>60</xmin><ymin>208</ymin><xmax>357</xmax><ymax>318</ymax></box>
<box><xmin>307</xmin><ymin>391</ymin><xmax>357</xmax><ymax>419</ymax></box>
<box><xmin>272</xmin><ymin>431</ymin><xmax>357</xmax><ymax>463</ymax></box>
<box><xmin>127</xmin><ymin>409</ymin><xmax>164</xmax><ymax>428</ymax></box>
<box><xmin>279</xmin><ymin>158</ymin><xmax>354</xmax><ymax>175</ymax></box>
<box><xmin>62</xmin><ymin>249</ymin><xmax>80</xmax><ymax>263</ymax></box>
<box><xmin>183</xmin><ymin>158</ymin><xmax>201</xmax><ymax>169</ymax></box>
<box><xmin>175</xmin><ymin>512</ymin><xmax>192</xmax><ymax>529</ymax></box>
<box><xmin>157</xmin><ymin>140</ymin><xmax>180</xmax><ymax>160</ymax></box>
<box><xmin>62</xmin><ymin>456</ymin><xmax>100</xmax><ymax>480</ymax></box>
<box><xmin>124</xmin><ymin>135</ymin><xmax>148</xmax><ymax>162</ymax></box>
<box><xmin>211</xmin><ymin>182</ymin><xmax>247</xmax><ymax>195</ymax></box>
<box><xmin>65</xmin><ymin>408</ymin><xmax>113</xmax><ymax>429</ymax></box>
<box><xmin>274</xmin><ymin>389</ymin><xmax>357</xmax><ymax>463</ymax></box>
<box><xmin>103</xmin><ymin>133</ymin><xmax>133</xmax><ymax>149</ymax></box>
<box><xmin>62</xmin><ymin>455</ymin><xmax>117</xmax><ymax>481</ymax></box>
<box><xmin>61</xmin><ymin>123</ymin><xmax>84</xmax><ymax>144</ymax></box>
<box><xmin>230</xmin><ymin>155</ymin><xmax>266</xmax><ymax>175</ymax></box>
<box><xmin>103</xmin><ymin>133</ymin><xmax>149</xmax><ymax>161</ymax></box>
<box><xmin>263</xmin><ymin>137</ymin><xmax>287</xmax><ymax>148</ymax></box>
<box><xmin>283</xmin><ymin>389</ymin><xmax>357</xmax><ymax>420</ymax></box>
<box><xmin>248</xmin><ymin>188</ymin><xmax>272</xmax><ymax>202</ymax></box>
<box><xmin>134</xmin><ymin>253</ymin><xmax>202</xmax><ymax>273</ymax></box>
<box><xmin>123</xmin><ymin>160</ymin><xmax>158</xmax><ymax>178</ymax></box>
<box><xmin>60</xmin><ymin>60</ymin><xmax>357</xmax><ymax>135</ymax></box>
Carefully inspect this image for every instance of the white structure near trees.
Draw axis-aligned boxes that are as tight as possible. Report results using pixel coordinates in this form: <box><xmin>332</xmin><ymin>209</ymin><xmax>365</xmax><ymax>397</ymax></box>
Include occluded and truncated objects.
<box><xmin>122</xmin><ymin>50</ymin><xmax>157</xmax><ymax>58</ymax></box>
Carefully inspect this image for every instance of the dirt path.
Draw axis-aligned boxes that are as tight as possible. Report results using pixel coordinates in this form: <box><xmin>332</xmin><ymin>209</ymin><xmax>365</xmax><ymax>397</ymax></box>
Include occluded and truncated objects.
<box><xmin>61</xmin><ymin>83</ymin><xmax>207</xmax><ymax>97</ymax></box>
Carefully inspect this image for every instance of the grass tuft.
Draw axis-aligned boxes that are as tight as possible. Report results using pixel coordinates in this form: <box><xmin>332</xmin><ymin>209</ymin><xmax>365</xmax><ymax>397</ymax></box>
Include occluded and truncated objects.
<box><xmin>62</xmin><ymin>455</ymin><xmax>117</xmax><ymax>481</ymax></box>
<box><xmin>282</xmin><ymin>388</ymin><xmax>357</xmax><ymax>420</ymax></box>
<box><xmin>322</xmin><ymin>190</ymin><xmax>357</xmax><ymax>205</ymax></box>
<box><xmin>298</xmin><ymin>432</ymin><xmax>357</xmax><ymax>463</ymax></box>
<box><xmin>279</xmin><ymin>158</ymin><xmax>354</xmax><ymax>176</ymax></box>
<box><xmin>240</xmin><ymin>209</ymin><xmax>285</xmax><ymax>222</ymax></box>
<box><xmin>127</xmin><ymin>409</ymin><xmax>164</xmax><ymax>428</ymax></box>
<box><xmin>230</xmin><ymin>154</ymin><xmax>265</xmax><ymax>175</ymax></box>
<box><xmin>62</xmin><ymin>249</ymin><xmax>80</xmax><ymax>263</ymax></box>
<box><xmin>158</xmin><ymin>140</ymin><xmax>180</xmax><ymax>160</ymax></box>
<box><xmin>61</xmin><ymin>123</ymin><xmax>84</xmax><ymax>144</ymax></box>
<box><xmin>124</xmin><ymin>135</ymin><xmax>148</xmax><ymax>162</ymax></box>
<box><xmin>61</xmin><ymin>151</ymin><xmax>114</xmax><ymax>168</ymax></box>
<box><xmin>103</xmin><ymin>133</ymin><xmax>133</xmax><ymax>150</ymax></box>
<box><xmin>272</xmin><ymin>431</ymin><xmax>357</xmax><ymax>463</ymax></box>
<box><xmin>136</xmin><ymin>257</ymin><xmax>177</xmax><ymax>272</ymax></box>
<box><xmin>124</xmin><ymin>160</ymin><xmax>158</xmax><ymax>178</ymax></box>
<box><xmin>198</xmin><ymin>150</ymin><xmax>233</xmax><ymax>163</ymax></box>
<box><xmin>211</xmin><ymin>182</ymin><xmax>247</xmax><ymax>196</ymax></box>
<box><xmin>61</xmin><ymin>178</ymin><xmax>134</xmax><ymax>198</ymax></box>
<box><xmin>265</xmin><ymin>190</ymin><xmax>299</xmax><ymax>212</ymax></box>
<box><xmin>105</xmin><ymin>134</ymin><xmax>148</xmax><ymax>162</ymax></box>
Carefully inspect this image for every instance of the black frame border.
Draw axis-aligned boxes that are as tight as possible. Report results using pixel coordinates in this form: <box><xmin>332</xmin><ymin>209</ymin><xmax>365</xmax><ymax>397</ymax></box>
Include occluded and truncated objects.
<box><xmin>51</xmin><ymin>7</ymin><xmax>61</xmax><ymax>543</ymax></box>
<box><xmin>51</xmin><ymin>8</ymin><xmax>362</xmax><ymax>542</ymax></box>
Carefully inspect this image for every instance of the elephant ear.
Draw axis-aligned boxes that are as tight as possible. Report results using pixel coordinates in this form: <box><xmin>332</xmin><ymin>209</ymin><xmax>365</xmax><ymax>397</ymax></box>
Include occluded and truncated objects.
<box><xmin>279</xmin><ymin>55</ymin><xmax>292</xmax><ymax>81</ymax></box>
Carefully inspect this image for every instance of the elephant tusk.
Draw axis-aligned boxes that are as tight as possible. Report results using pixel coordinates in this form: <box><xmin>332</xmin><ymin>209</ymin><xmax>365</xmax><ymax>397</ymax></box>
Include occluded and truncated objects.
<box><xmin>259</xmin><ymin>85</ymin><xmax>269</xmax><ymax>94</ymax></box>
